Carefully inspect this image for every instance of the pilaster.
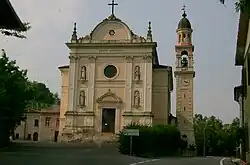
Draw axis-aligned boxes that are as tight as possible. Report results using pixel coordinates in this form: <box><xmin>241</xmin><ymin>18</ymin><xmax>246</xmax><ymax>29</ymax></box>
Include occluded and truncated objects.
<box><xmin>68</xmin><ymin>55</ymin><xmax>78</xmax><ymax>113</ymax></box>
<box><xmin>125</xmin><ymin>56</ymin><xmax>133</xmax><ymax>111</ymax></box>
<box><xmin>143</xmin><ymin>55</ymin><xmax>153</xmax><ymax>112</ymax></box>
<box><xmin>87</xmin><ymin>56</ymin><xmax>96</xmax><ymax>111</ymax></box>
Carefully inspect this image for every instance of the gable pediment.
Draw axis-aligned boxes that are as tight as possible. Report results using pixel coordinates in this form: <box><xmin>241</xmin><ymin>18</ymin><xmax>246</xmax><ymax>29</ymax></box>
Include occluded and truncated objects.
<box><xmin>96</xmin><ymin>90</ymin><xmax>122</xmax><ymax>104</ymax></box>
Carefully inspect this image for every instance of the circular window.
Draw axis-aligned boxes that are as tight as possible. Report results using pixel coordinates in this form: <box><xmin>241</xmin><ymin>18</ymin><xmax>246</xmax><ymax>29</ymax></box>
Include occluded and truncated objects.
<box><xmin>109</xmin><ymin>30</ymin><xmax>115</xmax><ymax>36</ymax></box>
<box><xmin>104</xmin><ymin>65</ymin><xmax>117</xmax><ymax>78</ymax></box>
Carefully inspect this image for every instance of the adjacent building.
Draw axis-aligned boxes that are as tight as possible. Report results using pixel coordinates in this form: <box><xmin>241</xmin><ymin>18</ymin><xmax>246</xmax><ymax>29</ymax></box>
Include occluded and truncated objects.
<box><xmin>234</xmin><ymin>11</ymin><xmax>250</xmax><ymax>162</ymax></box>
<box><xmin>15</xmin><ymin>106</ymin><xmax>60</xmax><ymax>142</ymax></box>
<box><xmin>0</xmin><ymin>0</ymin><xmax>25</xmax><ymax>30</ymax></box>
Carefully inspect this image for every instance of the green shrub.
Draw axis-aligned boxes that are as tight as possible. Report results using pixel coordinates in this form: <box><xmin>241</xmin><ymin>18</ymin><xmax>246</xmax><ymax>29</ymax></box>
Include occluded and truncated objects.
<box><xmin>117</xmin><ymin>123</ymin><xmax>183</xmax><ymax>157</ymax></box>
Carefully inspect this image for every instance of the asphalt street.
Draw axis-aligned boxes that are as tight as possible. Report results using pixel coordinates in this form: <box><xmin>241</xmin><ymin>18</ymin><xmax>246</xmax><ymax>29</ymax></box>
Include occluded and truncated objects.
<box><xmin>0</xmin><ymin>141</ymin><xmax>234</xmax><ymax>165</ymax></box>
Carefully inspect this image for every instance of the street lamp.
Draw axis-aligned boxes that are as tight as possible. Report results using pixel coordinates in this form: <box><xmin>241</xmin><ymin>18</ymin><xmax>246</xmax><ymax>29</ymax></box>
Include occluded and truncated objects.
<box><xmin>203</xmin><ymin>123</ymin><xmax>211</xmax><ymax>156</ymax></box>
<box><xmin>203</xmin><ymin>126</ymin><xmax>206</xmax><ymax>156</ymax></box>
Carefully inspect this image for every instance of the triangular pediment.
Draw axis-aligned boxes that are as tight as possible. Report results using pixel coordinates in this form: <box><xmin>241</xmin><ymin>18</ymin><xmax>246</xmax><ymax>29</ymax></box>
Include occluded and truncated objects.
<box><xmin>96</xmin><ymin>90</ymin><xmax>122</xmax><ymax>103</ymax></box>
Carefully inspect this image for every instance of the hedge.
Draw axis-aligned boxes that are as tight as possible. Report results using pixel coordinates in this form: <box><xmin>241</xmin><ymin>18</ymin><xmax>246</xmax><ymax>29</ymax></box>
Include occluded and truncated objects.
<box><xmin>117</xmin><ymin>123</ymin><xmax>185</xmax><ymax>157</ymax></box>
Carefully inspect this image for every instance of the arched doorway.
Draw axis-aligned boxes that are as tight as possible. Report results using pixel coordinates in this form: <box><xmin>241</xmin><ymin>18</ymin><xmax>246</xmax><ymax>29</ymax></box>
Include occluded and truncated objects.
<box><xmin>33</xmin><ymin>132</ymin><xmax>38</xmax><ymax>141</ymax></box>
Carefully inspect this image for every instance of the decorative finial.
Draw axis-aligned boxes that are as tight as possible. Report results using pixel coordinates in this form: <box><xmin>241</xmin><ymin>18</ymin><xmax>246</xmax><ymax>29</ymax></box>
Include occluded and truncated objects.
<box><xmin>108</xmin><ymin>0</ymin><xmax>118</xmax><ymax>16</ymax></box>
<box><xmin>73</xmin><ymin>23</ymin><xmax>77</xmax><ymax>33</ymax></box>
<box><xmin>181</xmin><ymin>4</ymin><xmax>187</xmax><ymax>18</ymax></box>
<box><xmin>147</xmin><ymin>21</ymin><xmax>153</xmax><ymax>42</ymax></box>
<box><xmin>1</xmin><ymin>49</ymin><xmax>6</xmax><ymax>56</ymax></box>
<box><xmin>71</xmin><ymin>22</ymin><xmax>77</xmax><ymax>43</ymax></box>
<box><xmin>148</xmin><ymin>21</ymin><xmax>152</xmax><ymax>31</ymax></box>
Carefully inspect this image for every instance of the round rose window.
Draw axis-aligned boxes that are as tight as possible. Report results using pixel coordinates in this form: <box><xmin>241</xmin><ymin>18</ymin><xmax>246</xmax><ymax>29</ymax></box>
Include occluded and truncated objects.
<box><xmin>104</xmin><ymin>65</ymin><xmax>117</xmax><ymax>78</ymax></box>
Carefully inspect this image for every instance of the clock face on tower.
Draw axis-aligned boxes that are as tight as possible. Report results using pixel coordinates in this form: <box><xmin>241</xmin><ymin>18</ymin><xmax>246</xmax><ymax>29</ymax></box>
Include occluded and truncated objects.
<box><xmin>182</xmin><ymin>79</ymin><xmax>190</xmax><ymax>86</ymax></box>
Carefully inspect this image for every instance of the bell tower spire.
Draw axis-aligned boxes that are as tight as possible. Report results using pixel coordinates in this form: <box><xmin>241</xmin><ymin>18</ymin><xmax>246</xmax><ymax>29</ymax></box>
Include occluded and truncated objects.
<box><xmin>174</xmin><ymin>6</ymin><xmax>196</xmax><ymax>146</ymax></box>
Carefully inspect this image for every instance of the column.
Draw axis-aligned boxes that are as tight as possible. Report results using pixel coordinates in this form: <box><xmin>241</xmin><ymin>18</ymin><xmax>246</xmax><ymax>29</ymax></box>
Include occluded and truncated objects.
<box><xmin>143</xmin><ymin>58</ymin><xmax>147</xmax><ymax>112</ymax></box>
<box><xmin>87</xmin><ymin>56</ymin><xmax>96</xmax><ymax>111</ymax></box>
<box><xmin>146</xmin><ymin>61</ymin><xmax>152</xmax><ymax>112</ymax></box>
<box><xmin>125</xmin><ymin>56</ymin><xmax>133</xmax><ymax>111</ymax></box>
<box><xmin>143</xmin><ymin>55</ymin><xmax>153</xmax><ymax>112</ymax></box>
<box><xmin>68</xmin><ymin>55</ymin><xmax>78</xmax><ymax>112</ymax></box>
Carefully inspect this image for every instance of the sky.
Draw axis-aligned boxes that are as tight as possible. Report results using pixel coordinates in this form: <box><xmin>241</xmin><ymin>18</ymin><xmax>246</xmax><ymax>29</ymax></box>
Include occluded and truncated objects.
<box><xmin>0</xmin><ymin>0</ymin><xmax>240</xmax><ymax>123</ymax></box>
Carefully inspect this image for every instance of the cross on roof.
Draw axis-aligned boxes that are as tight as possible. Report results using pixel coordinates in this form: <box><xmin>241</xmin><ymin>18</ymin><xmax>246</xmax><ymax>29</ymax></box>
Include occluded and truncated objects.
<box><xmin>182</xmin><ymin>4</ymin><xmax>186</xmax><ymax>12</ymax></box>
<box><xmin>108</xmin><ymin>0</ymin><xmax>118</xmax><ymax>15</ymax></box>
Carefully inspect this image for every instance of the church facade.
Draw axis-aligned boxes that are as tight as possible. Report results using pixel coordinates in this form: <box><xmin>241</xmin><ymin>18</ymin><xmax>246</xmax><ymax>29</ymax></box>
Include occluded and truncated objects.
<box><xmin>58</xmin><ymin>12</ymin><xmax>174</xmax><ymax>142</ymax></box>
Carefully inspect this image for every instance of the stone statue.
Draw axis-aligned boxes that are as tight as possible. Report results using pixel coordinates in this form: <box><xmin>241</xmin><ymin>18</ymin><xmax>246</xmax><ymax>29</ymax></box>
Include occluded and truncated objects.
<box><xmin>80</xmin><ymin>66</ymin><xmax>86</xmax><ymax>80</ymax></box>
<box><xmin>134</xmin><ymin>90</ymin><xmax>140</xmax><ymax>107</ymax></box>
<box><xmin>79</xmin><ymin>91</ymin><xmax>85</xmax><ymax>106</ymax></box>
<box><xmin>134</xmin><ymin>65</ymin><xmax>140</xmax><ymax>81</ymax></box>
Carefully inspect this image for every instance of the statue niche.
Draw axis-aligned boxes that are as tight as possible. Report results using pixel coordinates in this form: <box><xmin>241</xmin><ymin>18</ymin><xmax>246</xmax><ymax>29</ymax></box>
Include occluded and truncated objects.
<box><xmin>79</xmin><ymin>90</ymin><xmax>86</xmax><ymax>107</ymax></box>
<box><xmin>80</xmin><ymin>66</ymin><xmax>86</xmax><ymax>81</ymax></box>
<box><xmin>134</xmin><ymin>65</ymin><xmax>140</xmax><ymax>81</ymax></box>
<box><xmin>134</xmin><ymin>90</ymin><xmax>140</xmax><ymax>108</ymax></box>
<box><xmin>181</xmin><ymin>51</ymin><xmax>189</xmax><ymax>68</ymax></box>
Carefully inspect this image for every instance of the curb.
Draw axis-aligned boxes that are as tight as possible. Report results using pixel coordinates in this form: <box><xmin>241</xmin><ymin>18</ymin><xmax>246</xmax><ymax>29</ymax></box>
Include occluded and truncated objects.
<box><xmin>231</xmin><ymin>158</ymin><xmax>246</xmax><ymax>165</ymax></box>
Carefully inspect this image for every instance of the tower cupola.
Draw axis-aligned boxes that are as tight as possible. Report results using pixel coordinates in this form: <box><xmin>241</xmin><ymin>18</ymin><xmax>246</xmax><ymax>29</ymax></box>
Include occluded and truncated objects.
<box><xmin>176</xmin><ymin>5</ymin><xmax>193</xmax><ymax>45</ymax></box>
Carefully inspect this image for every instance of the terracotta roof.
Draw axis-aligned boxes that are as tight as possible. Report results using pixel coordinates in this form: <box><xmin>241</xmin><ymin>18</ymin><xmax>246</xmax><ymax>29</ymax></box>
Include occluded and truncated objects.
<box><xmin>26</xmin><ymin>105</ymin><xmax>60</xmax><ymax>114</ymax></box>
<box><xmin>58</xmin><ymin>65</ymin><xmax>69</xmax><ymax>69</ymax></box>
<box><xmin>0</xmin><ymin>0</ymin><xmax>25</xmax><ymax>30</ymax></box>
<box><xmin>40</xmin><ymin>105</ymin><xmax>60</xmax><ymax>113</ymax></box>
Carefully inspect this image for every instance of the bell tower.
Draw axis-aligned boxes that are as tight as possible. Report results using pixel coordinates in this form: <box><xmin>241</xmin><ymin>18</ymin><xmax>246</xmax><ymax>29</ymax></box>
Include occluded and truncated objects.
<box><xmin>174</xmin><ymin>6</ymin><xmax>195</xmax><ymax>146</ymax></box>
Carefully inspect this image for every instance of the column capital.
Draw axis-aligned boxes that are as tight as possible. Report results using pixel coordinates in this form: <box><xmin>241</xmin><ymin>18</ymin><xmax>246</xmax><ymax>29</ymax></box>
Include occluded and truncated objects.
<box><xmin>69</xmin><ymin>55</ymin><xmax>79</xmax><ymax>63</ymax></box>
<box><xmin>88</xmin><ymin>56</ymin><xmax>97</xmax><ymax>63</ymax></box>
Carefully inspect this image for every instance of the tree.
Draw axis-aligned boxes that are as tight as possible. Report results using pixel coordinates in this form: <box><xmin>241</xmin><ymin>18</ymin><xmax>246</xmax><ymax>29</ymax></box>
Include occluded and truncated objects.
<box><xmin>194</xmin><ymin>114</ymin><xmax>243</xmax><ymax>157</ymax></box>
<box><xmin>26</xmin><ymin>81</ymin><xmax>60</xmax><ymax>109</ymax></box>
<box><xmin>219</xmin><ymin>0</ymin><xmax>250</xmax><ymax>16</ymax></box>
<box><xmin>0</xmin><ymin>49</ymin><xmax>29</xmax><ymax>147</ymax></box>
<box><xmin>0</xmin><ymin>22</ymin><xmax>31</xmax><ymax>39</ymax></box>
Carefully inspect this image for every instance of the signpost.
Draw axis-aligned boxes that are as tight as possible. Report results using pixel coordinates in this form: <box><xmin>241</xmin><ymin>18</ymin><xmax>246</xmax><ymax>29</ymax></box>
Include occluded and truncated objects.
<box><xmin>123</xmin><ymin>129</ymin><xmax>140</xmax><ymax>156</ymax></box>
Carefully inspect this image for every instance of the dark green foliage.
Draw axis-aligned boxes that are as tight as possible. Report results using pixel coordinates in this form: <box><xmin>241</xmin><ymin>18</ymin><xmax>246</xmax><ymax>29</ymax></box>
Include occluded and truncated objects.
<box><xmin>0</xmin><ymin>52</ymin><xmax>29</xmax><ymax>147</ymax></box>
<box><xmin>25</xmin><ymin>81</ymin><xmax>60</xmax><ymax>109</ymax></box>
<box><xmin>118</xmin><ymin>123</ymin><xmax>183</xmax><ymax>157</ymax></box>
<box><xmin>0</xmin><ymin>22</ymin><xmax>31</xmax><ymax>39</ymax></box>
<box><xmin>220</xmin><ymin>0</ymin><xmax>250</xmax><ymax>17</ymax></box>
<box><xmin>0</xmin><ymin>50</ymin><xmax>59</xmax><ymax>147</ymax></box>
<box><xmin>194</xmin><ymin>114</ymin><xmax>244</xmax><ymax>157</ymax></box>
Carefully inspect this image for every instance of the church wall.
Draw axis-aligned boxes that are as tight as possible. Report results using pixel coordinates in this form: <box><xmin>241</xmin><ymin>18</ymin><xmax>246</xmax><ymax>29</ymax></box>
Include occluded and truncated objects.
<box><xmin>93</xmin><ymin>57</ymin><xmax>126</xmax><ymax>133</ymax></box>
<box><xmin>95</xmin><ymin>61</ymin><xmax>125</xmax><ymax>81</ymax></box>
<box><xmin>152</xmin><ymin>69</ymin><xmax>170</xmax><ymax>125</ymax></box>
<box><xmin>59</xmin><ymin>68</ymin><xmax>69</xmax><ymax>134</ymax></box>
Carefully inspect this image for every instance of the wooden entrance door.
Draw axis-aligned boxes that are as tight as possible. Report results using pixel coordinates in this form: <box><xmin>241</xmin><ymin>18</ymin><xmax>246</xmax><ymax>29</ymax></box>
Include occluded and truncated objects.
<box><xmin>102</xmin><ymin>108</ymin><xmax>116</xmax><ymax>133</ymax></box>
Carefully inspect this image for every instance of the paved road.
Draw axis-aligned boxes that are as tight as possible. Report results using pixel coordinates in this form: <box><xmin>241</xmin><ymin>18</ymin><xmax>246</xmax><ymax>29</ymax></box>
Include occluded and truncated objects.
<box><xmin>0</xmin><ymin>141</ymin><xmax>234</xmax><ymax>165</ymax></box>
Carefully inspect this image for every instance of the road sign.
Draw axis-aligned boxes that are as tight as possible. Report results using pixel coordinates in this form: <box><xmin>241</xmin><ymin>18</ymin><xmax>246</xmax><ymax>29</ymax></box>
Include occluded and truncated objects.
<box><xmin>123</xmin><ymin>129</ymin><xmax>139</xmax><ymax>136</ymax></box>
<box><xmin>123</xmin><ymin>129</ymin><xmax>140</xmax><ymax>156</ymax></box>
